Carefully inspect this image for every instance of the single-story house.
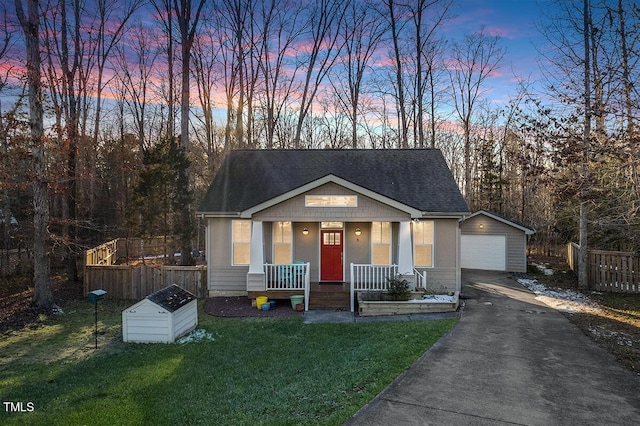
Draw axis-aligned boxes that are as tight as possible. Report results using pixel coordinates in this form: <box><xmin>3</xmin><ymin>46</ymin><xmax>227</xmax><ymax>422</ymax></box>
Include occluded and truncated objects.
<box><xmin>460</xmin><ymin>210</ymin><xmax>536</xmax><ymax>273</ymax></box>
<box><xmin>197</xmin><ymin>149</ymin><xmax>470</xmax><ymax>311</ymax></box>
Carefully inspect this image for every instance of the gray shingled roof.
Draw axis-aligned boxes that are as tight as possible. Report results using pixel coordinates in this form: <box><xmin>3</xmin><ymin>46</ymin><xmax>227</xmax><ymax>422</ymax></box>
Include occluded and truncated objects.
<box><xmin>197</xmin><ymin>149</ymin><xmax>469</xmax><ymax>214</ymax></box>
<box><xmin>147</xmin><ymin>284</ymin><xmax>196</xmax><ymax>312</ymax></box>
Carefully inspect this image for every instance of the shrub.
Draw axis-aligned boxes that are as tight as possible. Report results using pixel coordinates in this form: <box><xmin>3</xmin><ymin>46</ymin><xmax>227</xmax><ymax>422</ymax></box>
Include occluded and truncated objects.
<box><xmin>387</xmin><ymin>275</ymin><xmax>411</xmax><ymax>300</ymax></box>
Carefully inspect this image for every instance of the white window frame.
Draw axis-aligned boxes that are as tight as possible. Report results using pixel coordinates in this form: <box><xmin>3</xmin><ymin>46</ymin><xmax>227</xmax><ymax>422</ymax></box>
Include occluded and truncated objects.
<box><xmin>305</xmin><ymin>195</ymin><xmax>358</xmax><ymax>207</ymax></box>
<box><xmin>413</xmin><ymin>220</ymin><xmax>434</xmax><ymax>268</ymax></box>
<box><xmin>232</xmin><ymin>220</ymin><xmax>251</xmax><ymax>265</ymax></box>
<box><xmin>273</xmin><ymin>221</ymin><xmax>292</xmax><ymax>264</ymax></box>
<box><xmin>321</xmin><ymin>221</ymin><xmax>344</xmax><ymax>229</ymax></box>
<box><xmin>371</xmin><ymin>222</ymin><xmax>391</xmax><ymax>265</ymax></box>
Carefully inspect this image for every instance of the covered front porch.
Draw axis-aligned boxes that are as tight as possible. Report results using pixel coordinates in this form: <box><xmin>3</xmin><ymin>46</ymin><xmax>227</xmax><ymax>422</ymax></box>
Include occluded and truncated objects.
<box><xmin>245</xmin><ymin>220</ymin><xmax>420</xmax><ymax>312</ymax></box>
<box><xmin>247</xmin><ymin>261</ymin><xmax>443</xmax><ymax>312</ymax></box>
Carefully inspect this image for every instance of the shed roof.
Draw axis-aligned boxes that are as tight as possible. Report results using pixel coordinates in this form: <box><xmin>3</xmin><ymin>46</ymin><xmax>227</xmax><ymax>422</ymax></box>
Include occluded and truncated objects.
<box><xmin>147</xmin><ymin>284</ymin><xmax>196</xmax><ymax>312</ymax></box>
<box><xmin>197</xmin><ymin>149</ymin><xmax>469</xmax><ymax>215</ymax></box>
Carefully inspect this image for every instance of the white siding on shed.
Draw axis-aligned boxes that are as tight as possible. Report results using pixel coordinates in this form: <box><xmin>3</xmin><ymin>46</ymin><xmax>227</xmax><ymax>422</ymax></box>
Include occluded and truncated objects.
<box><xmin>122</xmin><ymin>298</ymin><xmax>197</xmax><ymax>343</ymax></box>
<box><xmin>461</xmin><ymin>234</ymin><xmax>507</xmax><ymax>271</ymax></box>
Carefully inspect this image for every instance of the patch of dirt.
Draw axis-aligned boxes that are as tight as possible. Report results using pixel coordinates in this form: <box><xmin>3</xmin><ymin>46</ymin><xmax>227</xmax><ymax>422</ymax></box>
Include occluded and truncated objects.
<box><xmin>529</xmin><ymin>255</ymin><xmax>640</xmax><ymax>374</ymax></box>
<box><xmin>0</xmin><ymin>274</ymin><xmax>83</xmax><ymax>334</ymax></box>
<box><xmin>204</xmin><ymin>296</ymin><xmax>303</xmax><ymax>318</ymax></box>
<box><xmin>556</xmin><ymin>316</ymin><xmax>639</xmax><ymax>374</ymax></box>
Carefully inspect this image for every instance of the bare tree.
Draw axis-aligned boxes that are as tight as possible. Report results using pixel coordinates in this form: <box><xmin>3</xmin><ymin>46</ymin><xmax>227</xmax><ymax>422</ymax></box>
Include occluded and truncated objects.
<box><xmin>174</xmin><ymin>0</ymin><xmax>206</xmax><ymax>153</ymax></box>
<box><xmin>449</xmin><ymin>27</ymin><xmax>505</xmax><ymax>204</ymax></box>
<box><xmin>424</xmin><ymin>36</ymin><xmax>448</xmax><ymax>147</ymax></box>
<box><xmin>0</xmin><ymin>4</ymin><xmax>17</xmax><ymax>274</ymax></box>
<box><xmin>90</xmin><ymin>0</ymin><xmax>142</xmax><ymax>173</ymax></box>
<box><xmin>151</xmin><ymin>0</ymin><xmax>177</xmax><ymax>138</ymax></box>
<box><xmin>579</xmin><ymin>0</ymin><xmax>592</xmax><ymax>289</ymax></box>
<box><xmin>113</xmin><ymin>24</ymin><xmax>160</xmax><ymax>151</ymax></box>
<box><xmin>384</xmin><ymin>0</ymin><xmax>409</xmax><ymax>148</ymax></box>
<box><xmin>408</xmin><ymin>0</ymin><xmax>452</xmax><ymax>148</ymax></box>
<box><xmin>292</xmin><ymin>0</ymin><xmax>344</xmax><ymax>148</ymax></box>
<box><xmin>255</xmin><ymin>0</ymin><xmax>304</xmax><ymax>148</ymax></box>
<box><xmin>217</xmin><ymin>0</ymin><xmax>250</xmax><ymax>148</ymax></box>
<box><xmin>192</xmin><ymin>18</ymin><xmax>221</xmax><ymax>171</ymax></box>
<box><xmin>15</xmin><ymin>0</ymin><xmax>53</xmax><ymax>309</ymax></box>
<box><xmin>172</xmin><ymin>0</ymin><xmax>206</xmax><ymax>265</ymax></box>
<box><xmin>41</xmin><ymin>0</ymin><xmax>98</xmax><ymax>283</ymax></box>
<box><xmin>330</xmin><ymin>0</ymin><xmax>385</xmax><ymax>148</ymax></box>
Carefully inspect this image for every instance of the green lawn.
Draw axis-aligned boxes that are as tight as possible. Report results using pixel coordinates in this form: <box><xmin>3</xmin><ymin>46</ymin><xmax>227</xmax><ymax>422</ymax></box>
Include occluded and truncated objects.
<box><xmin>0</xmin><ymin>300</ymin><xmax>456</xmax><ymax>425</ymax></box>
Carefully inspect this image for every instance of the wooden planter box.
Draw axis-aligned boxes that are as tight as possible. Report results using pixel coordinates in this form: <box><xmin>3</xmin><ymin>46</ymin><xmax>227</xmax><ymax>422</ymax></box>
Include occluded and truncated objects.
<box><xmin>357</xmin><ymin>292</ymin><xmax>459</xmax><ymax>316</ymax></box>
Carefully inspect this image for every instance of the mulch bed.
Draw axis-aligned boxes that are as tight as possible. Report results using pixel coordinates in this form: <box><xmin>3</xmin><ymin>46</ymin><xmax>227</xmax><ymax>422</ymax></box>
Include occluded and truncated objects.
<box><xmin>203</xmin><ymin>296</ymin><xmax>303</xmax><ymax>318</ymax></box>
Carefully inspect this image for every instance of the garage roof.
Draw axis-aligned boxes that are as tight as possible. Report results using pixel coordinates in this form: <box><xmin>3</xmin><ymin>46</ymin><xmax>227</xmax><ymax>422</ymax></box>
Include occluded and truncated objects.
<box><xmin>466</xmin><ymin>210</ymin><xmax>535</xmax><ymax>235</ymax></box>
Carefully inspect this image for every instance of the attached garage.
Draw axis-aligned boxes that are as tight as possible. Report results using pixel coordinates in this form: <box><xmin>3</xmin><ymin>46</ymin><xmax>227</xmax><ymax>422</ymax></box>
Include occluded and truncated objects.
<box><xmin>460</xmin><ymin>210</ymin><xmax>535</xmax><ymax>273</ymax></box>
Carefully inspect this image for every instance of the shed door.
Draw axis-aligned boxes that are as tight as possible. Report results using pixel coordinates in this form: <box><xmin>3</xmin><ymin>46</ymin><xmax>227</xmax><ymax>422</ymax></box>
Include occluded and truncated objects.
<box><xmin>461</xmin><ymin>235</ymin><xmax>507</xmax><ymax>271</ymax></box>
<box><xmin>321</xmin><ymin>230</ymin><xmax>343</xmax><ymax>281</ymax></box>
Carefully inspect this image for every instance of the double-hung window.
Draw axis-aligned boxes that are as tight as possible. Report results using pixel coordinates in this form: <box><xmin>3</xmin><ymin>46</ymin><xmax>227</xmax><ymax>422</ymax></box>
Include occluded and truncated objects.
<box><xmin>413</xmin><ymin>221</ymin><xmax>434</xmax><ymax>267</ymax></box>
<box><xmin>273</xmin><ymin>221</ymin><xmax>292</xmax><ymax>264</ymax></box>
<box><xmin>371</xmin><ymin>222</ymin><xmax>391</xmax><ymax>265</ymax></box>
<box><xmin>232</xmin><ymin>220</ymin><xmax>251</xmax><ymax>265</ymax></box>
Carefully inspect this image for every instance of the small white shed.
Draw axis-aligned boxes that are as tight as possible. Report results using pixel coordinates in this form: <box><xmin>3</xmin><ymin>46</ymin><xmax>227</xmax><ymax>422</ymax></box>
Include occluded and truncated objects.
<box><xmin>122</xmin><ymin>284</ymin><xmax>198</xmax><ymax>343</ymax></box>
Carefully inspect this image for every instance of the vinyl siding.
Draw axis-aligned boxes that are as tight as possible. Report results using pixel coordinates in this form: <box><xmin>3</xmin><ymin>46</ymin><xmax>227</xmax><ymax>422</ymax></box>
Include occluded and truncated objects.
<box><xmin>253</xmin><ymin>182</ymin><xmax>409</xmax><ymax>222</ymax></box>
<box><xmin>423</xmin><ymin>218</ymin><xmax>459</xmax><ymax>292</ymax></box>
<box><xmin>206</xmin><ymin>218</ymin><xmax>249</xmax><ymax>294</ymax></box>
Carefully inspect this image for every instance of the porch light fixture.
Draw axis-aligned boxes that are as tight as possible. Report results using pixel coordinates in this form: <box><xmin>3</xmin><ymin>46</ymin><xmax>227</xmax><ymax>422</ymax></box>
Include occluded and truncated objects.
<box><xmin>479</xmin><ymin>223</ymin><xmax>484</xmax><ymax>229</ymax></box>
<box><xmin>354</xmin><ymin>227</ymin><xmax>362</xmax><ymax>236</ymax></box>
<box><xmin>302</xmin><ymin>228</ymin><xmax>309</xmax><ymax>235</ymax></box>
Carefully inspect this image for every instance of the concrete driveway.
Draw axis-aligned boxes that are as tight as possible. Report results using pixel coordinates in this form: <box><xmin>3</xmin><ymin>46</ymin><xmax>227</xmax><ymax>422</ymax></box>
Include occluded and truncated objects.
<box><xmin>345</xmin><ymin>269</ymin><xmax>640</xmax><ymax>425</ymax></box>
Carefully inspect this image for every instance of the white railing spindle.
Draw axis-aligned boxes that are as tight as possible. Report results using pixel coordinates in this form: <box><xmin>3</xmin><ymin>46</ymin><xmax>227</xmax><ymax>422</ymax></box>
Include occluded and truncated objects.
<box><xmin>349</xmin><ymin>264</ymin><xmax>398</xmax><ymax>311</ymax></box>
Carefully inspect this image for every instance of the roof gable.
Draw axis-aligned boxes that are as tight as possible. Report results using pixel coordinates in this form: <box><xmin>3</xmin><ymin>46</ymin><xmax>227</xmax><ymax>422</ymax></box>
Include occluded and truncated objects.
<box><xmin>466</xmin><ymin>210</ymin><xmax>536</xmax><ymax>235</ymax></box>
<box><xmin>240</xmin><ymin>174</ymin><xmax>423</xmax><ymax>218</ymax></box>
<box><xmin>197</xmin><ymin>149</ymin><xmax>469</xmax><ymax>216</ymax></box>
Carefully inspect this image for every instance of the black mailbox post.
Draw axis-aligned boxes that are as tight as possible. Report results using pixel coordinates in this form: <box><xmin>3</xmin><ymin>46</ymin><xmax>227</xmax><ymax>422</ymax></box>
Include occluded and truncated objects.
<box><xmin>87</xmin><ymin>289</ymin><xmax>107</xmax><ymax>349</ymax></box>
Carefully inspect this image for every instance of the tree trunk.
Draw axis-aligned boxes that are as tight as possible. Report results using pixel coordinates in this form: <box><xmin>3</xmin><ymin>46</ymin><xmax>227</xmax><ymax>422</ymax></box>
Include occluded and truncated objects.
<box><xmin>15</xmin><ymin>0</ymin><xmax>53</xmax><ymax>310</ymax></box>
<box><xmin>388</xmin><ymin>0</ymin><xmax>408</xmax><ymax>148</ymax></box>
<box><xmin>579</xmin><ymin>0</ymin><xmax>591</xmax><ymax>289</ymax></box>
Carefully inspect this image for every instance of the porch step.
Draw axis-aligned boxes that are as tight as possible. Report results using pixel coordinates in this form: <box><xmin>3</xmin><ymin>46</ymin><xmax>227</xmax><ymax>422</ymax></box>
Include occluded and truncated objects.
<box><xmin>309</xmin><ymin>290</ymin><xmax>350</xmax><ymax>310</ymax></box>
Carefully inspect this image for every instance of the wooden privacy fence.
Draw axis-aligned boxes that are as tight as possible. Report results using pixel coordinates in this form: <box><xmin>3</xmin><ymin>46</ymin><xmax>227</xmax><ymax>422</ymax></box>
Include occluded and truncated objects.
<box><xmin>85</xmin><ymin>239</ymin><xmax>118</xmax><ymax>265</ymax></box>
<box><xmin>84</xmin><ymin>265</ymin><xmax>207</xmax><ymax>299</ymax></box>
<box><xmin>116</xmin><ymin>236</ymin><xmax>175</xmax><ymax>260</ymax></box>
<box><xmin>567</xmin><ymin>243</ymin><xmax>640</xmax><ymax>293</ymax></box>
<box><xmin>85</xmin><ymin>237</ymin><xmax>175</xmax><ymax>265</ymax></box>
<box><xmin>589</xmin><ymin>250</ymin><xmax>640</xmax><ymax>293</ymax></box>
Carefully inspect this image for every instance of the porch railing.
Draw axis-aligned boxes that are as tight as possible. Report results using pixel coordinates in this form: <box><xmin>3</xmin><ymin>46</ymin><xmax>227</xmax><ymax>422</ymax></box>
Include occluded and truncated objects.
<box><xmin>350</xmin><ymin>264</ymin><xmax>398</xmax><ymax>312</ymax></box>
<box><xmin>414</xmin><ymin>268</ymin><xmax>428</xmax><ymax>289</ymax></box>
<box><xmin>264</xmin><ymin>262</ymin><xmax>310</xmax><ymax>311</ymax></box>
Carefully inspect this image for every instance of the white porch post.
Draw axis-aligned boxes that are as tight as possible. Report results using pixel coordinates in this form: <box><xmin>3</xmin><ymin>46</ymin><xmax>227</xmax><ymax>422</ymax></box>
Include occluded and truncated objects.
<box><xmin>247</xmin><ymin>221</ymin><xmax>265</xmax><ymax>292</ymax></box>
<box><xmin>398</xmin><ymin>221</ymin><xmax>414</xmax><ymax>276</ymax></box>
<box><xmin>249</xmin><ymin>221</ymin><xmax>264</xmax><ymax>273</ymax></box>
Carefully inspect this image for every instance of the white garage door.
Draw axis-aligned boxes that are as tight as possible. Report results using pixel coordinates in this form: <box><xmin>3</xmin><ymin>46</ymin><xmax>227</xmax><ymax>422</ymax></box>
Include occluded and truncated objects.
<box><xmin>461</xmin><ymin>235</ymin><xmax>506</xmax><ymax>271</ymax></box>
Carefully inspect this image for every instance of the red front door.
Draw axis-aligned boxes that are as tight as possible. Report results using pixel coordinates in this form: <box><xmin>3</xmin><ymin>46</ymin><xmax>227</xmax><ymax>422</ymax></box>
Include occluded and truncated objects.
<box><xmin>321</xmin><ymin>230</ymin><xmax>343</xmax><ymax>281</ymax></box>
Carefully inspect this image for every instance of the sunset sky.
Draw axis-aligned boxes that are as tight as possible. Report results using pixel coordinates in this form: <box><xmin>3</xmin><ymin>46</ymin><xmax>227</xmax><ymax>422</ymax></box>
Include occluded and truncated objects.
<box><xmin>444</xmin><ymin>0</ymin><xmax>554</xmax><ymax>103</ymax></box>
<box><xmin>0</xmin><ymin>0</ymin><xmax>563</xmax><ymax>127</ymax></box>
